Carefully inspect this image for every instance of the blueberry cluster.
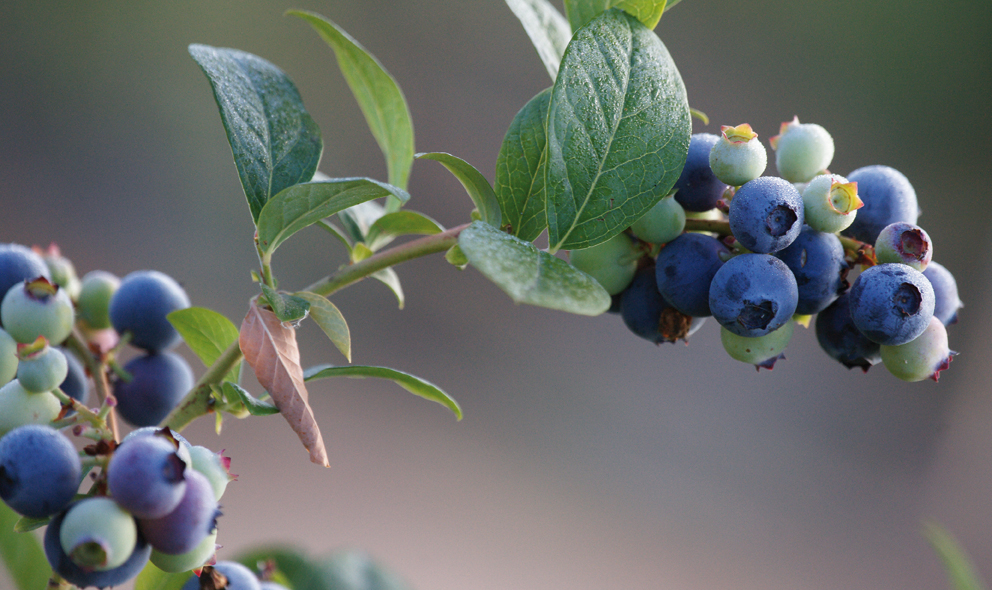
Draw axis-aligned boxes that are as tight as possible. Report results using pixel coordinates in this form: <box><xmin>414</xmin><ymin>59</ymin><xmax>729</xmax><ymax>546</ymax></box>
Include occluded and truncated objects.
<box><xmin>571</xmin><ymin>119</ymin><xmax>961</xmax><ymax>380</ymax></box>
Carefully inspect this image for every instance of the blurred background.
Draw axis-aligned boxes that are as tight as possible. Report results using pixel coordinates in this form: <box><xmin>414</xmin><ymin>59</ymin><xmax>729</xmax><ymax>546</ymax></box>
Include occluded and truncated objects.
<box><xmin>1</xmin><ymin>0</ymin><xmax>990</xmax><ymax>588</ymax></box>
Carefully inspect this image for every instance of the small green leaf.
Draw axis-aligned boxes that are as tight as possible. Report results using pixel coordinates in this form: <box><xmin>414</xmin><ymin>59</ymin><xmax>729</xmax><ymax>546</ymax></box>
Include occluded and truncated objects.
<box><xmin>504</xmin><ymin>0</ymin><xmax>572</xmax><ymax>80</ymax></box>
<box><xmin>168</xmin><ymin>307</ymin><xmax>241</xmax><ymax>383</ymax></box>
<box><xmin>415</xmin><ymin>153</ymin><xmax>502</xmax><ymax>228</ymax></box>
<box><xmin>304</xmin><ymin>364</ymin><xmax>461</xmax><ymax>420</ymax></box>
<box><xmin>495</xmin><ymin>87</ymin><xmax>551</xmax><ymax>242</ymax></box>
<box><xmin>189</xmin><ymin>44</ymin><xmax>322</xmax><ymax>223</ymax></box>
<box><xmin>613</xmin><ymin>0</ymin><xmax>667</xmax><ymax>29</ymax></box>
<box><xmin>12</xmin><ymin>515</ymin><xmax>48</xmax><ymax>533</ymax></box>
<box><xmin>563</xmin><ymin>0</ymin><xmax>609</xmax><ymax>31</ymax></box>
<box><xmin>223</xmin><ymin>381</ymin><xmax>280</xmax><ymax>416</ymax></box>
<box><xmin>0</xmin><ymin>502</ymin><xmax>50</xmax><ymax>590</ymax></box>
<box><xmin>294</xmin><ymin>292</ymin><xmax>352</xmax><ymax>362</ymax></box>
<box><xmin>925</xmin><ymin>523</ymin><xmax>988</xmax><ymax>590</ymax></box>
<box><xmin>457</xmin><ymin>221</ymin><xmax>610</xmax><ymax>315</ymax></box>
<box><xmin>338</xmin><ymin>199</ymin><xmax>387</xmax><ymax>244</ymax></box>
<box><xmin>257</xmin><ymin>178</ymin><xmax>410</xmax><ymax>256</ymax></box>
<box><xmin>134</xmin><ymin>562</ymin><xmax>192</xmax><ymax>590</ymax></box>
<box><xmin>260</xmin><ymin>285</ymin><xmax>311</xmax><ymax>324</ymax></box>
<box><xmin>690</xmin><ymin>107</ymin><xmax>709</xmax><ymax>125</ymax></box>
<box><xmin>564</xmin><ymin>0</ymin><xmax>669</xmax><ymax>30</ymax></box>
<box><xmin>289</xmin><ymin>10</ymin><xmax>415</xmax><ymax>196</ymax></box>
<box><xmin>236</xmin><ymin>546</ymin><xmax>331</xmax><ymax>590</ymax></box>
<box><xmin>351</xmin><ymin>242</ymin><xmax>374</xmax><ymax>262</ymax></box>
<box><xmin>365</xmin><ymin>211</ymin><xmax>444</xmax><ymax>251</ymax></box>
<box><xmin>545</xmin><ymin>9</ymin><xmax>690</xmax><ymax>251</ymax></box>
<box><xmin>445</xmin><ymin>243</ymin><xmax>469</xmax><ymax>269</ymax></box>
<box><xmin>372</xmin><ymin>267</ymin><xmax>404</xmax><ymax>309</ymax></box>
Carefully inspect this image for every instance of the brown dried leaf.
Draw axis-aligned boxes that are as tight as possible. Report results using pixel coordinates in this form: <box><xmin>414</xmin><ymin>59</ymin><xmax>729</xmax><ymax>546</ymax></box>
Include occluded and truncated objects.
<box><xmin>239</xmin><ymin>298</ymin><xmax>329</xmax><ymax>467</ymax></box>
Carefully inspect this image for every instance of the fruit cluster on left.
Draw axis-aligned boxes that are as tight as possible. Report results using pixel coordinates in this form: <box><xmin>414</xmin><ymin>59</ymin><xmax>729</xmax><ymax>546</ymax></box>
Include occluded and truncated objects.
<box><xmin>0</xmin><ymin>242</ymin><xmax>234</xmax><ymax>587</ymax></box>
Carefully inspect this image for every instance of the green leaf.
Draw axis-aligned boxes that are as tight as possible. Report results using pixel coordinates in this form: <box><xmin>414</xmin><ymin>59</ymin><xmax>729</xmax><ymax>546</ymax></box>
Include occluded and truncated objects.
<box><xmin>494</xmin><ymin>87</ymin><xmax>551</xmax><ymax>242</ymax></box>
<box><xmin>189</xmin><ymin>44</ymin><xmax>322</xmax><ymax>223</ymax></box>
<box><xmin>338</xmin><ymin>199</ymin><xmax>386</xmax><ymax>244</ymax></box>
<box><xmin>168</xmin><ymin>307</ymin><xmax>241</xmax><ymax>383</ymax></box>
<box><xmin>236</xmin><ymin>546</ymin><xmax>331</xmax><ymax>590</ymax></box>
<box><xmin>0</xmin><ymin>502</ymin><xmax>50</xmax><ymax>590</ymax></box>
<box><xmin>564</xmin><ymin>0</ymin><xmax>672</xmax><ymax>30</ymax></box>
<box><xmin>545</xmin><ymin>9</ymin><xmax>690</xmax><ymax>252</ymax></box>
<box><xmin>257</xmin><ymin>178</ymin><xmax>410</xmax><ymax>256</ymax></box>
<box><xmin>457</xmin><ymin>221</ymin><xmax>610</xmax><ymax>315</ymax></box>
<box><xmin>12</xmin><ymin>515</ymin><xmax>48</xmax><ymax>533</ymax></box>
<box><xmin>925</xmin><ymin>523</ymin><xmax>988</xmax><ymax>590</ymax></box>
<box><xmin>504</xmin><ymin>0</ymin><xmax>572</xmax><ymax>80</ymax></box>
<box><xmin>365</xmin><ymin>211</ymin><xmax>444</xmax><ymax>251</ymax></box>
<box><xmin>445</xmin><ymin>243</ymin><xmax>469</xmax><ymax>269</ymax></box>
<box><xmin>415</xmin><ymin>153</ymin><xmax>502</xmax><ymax>228</ymax></box>
<box><xmin>223</xmin><ymin>381</ymin><xmax>280</xmax><ymax>416</ymax></box>
<box><xmin>289</xmin><ymin>10</ymin><xmax>415</xmax><ymax>196</ymax></box>
<box><xmin>318</xmin><ymin>550</ymin><xmax>411</xmax><ymax>590</ymax></box>
<box><xmin>372</xmin><ymin>267</ymin><xmax>404</xmax><ymax>309</ymax></box>
<box><xmin>134</xmin><ymin>562</ymin><xmax>192</xmax><ymax>590</ymax></box>
<box><xmin>304</xmin><ymin>364</ymin><xmax>461</xmax><ymax>420</ymax></box>
<box><xmin>294</xmin><ymin>292</ymin><xmax>352</xmax><ymax>362</ymax></box>
<box><xmin>260</xmin><ymin>285</ymin><xmax>311</xmax><ymax>324</ymax></box>
<box><xmin>316</xmin><ymin>219</ymin><xmax>354</xmax><ymax>254</ymax></box>
<box><xmin>613</xmin><ymin>0</ymin><xmax>667</xmax><ymax>29</ymax></box>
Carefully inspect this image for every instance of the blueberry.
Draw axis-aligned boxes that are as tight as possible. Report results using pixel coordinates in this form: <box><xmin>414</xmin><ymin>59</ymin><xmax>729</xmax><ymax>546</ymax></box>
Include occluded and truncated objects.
<box><xmin>814</xmin><ymin>292</ymin><xmax>881</xmax><ymax>371</ymax></box>
<box><xmin>841</xmin><ymin>165</ymin><xmax>919</xmax><ymax>244</ymax></box>
<box><xmin>15</xmin><ymin>339</ymin><xmax>69</xmax><ymax>394</ymax></box>
<box><xmin>654</xmin><ymin>233</ymin><xmax>730</xmax><ymax>317</ymax></box>
<box><xmin>212</xmin><ymin>561</ymin><xmax>263</xmax><ymax>590</ymax></box>
<box><xmin>720</xmin><ymin>321</ymin><xmax>793</xmax><ymax>370</ymax></box>
<box><xmin>801</xmin><ymin>174</ymin><xmax>863</xmax><ymax>234</ymax></box>
<box><xmin>44</xmin><ymin>503</ymin><xmax>152</xmax><ymax>588</ymax></box>
<box><xmin>188</xmin><ymin>445</ymin><xmax>234</xmax><ymax>501</ymax></box>
<box><xmin>729</xmin><ymin>176</ymin><xmax>804</xmax><ymax>254</ymax></box>
<box><xmin>769</xmin><ymin>117</ymin><xmax>835</xmax><ymax>183</ymax></box>
<box><xmin>0</xmin><ymin>278</ymin><xmax>75</xmax><ymax>345</ymax></box>
<box><xmin>150</xmin><ymin>529</ymin><xmax>218</xmax><ymax>573</ymax></box>
<box><xmin>0</xmin><ymin>244</ymin><xmax>50</xmax><ymax>316</ymax></box>
<box><xmin>58</xmin><ymin>346</ymin><xmax>89</xmax><ymax>405</ymax></box>
<box><xmin>0</xmin><ymin>380</ymin><xmax>61</xmax><ymax>437</ymax></box>
<box><xmin>109</xmin><ymin>270</ymin><xmax>191</xmax><ymax>352</ymax></box>
<box><xmin>113</xmin><ymin>352</ymin><xmax>194</xmax><ymax>427</ymax></box>
<box><xmin>874</xmin><ymin>222</ymin><xmax>932</xmax><ymax>271</ymax></box>
<box><xmin>59</xmin><ymin>497</ymin><xmax>138</xmax><ymax>571</ymax></box>
<box><xmin>138</xmin><ymin>469</ymin><xmax>219</xmax><ymax>555</ymax></box>
<box><xmin>922</xmin><ymin>261</ymin><xmax>962</xmax><ymax>326</ymax></box>
<box><xmin>0</xmin><ymin>328</ymin><xmax>17</xmax><ymax>385</ymax></box>
<box><xmin>0</xmin><ymin>425</ymin><xmax>80</xmax><ymax>518</ymax></box>
<box><xmin>108</xmin><ymin>434</ymin><xmax>188</xmax><ymax>518</ymax></box>
<box><xmin>77</xmin><ymin>270</ymin><xmax>120</xmax><ymax>331</ymax></box>
<box><xmin>620</xmin><ymin>265</ymin><xmax>704</xmax><ymax>344</ymax></box>
<box><xmin>40</xmin><ymin>245</ymin><xmax>81</xmax><ymax>301</ymax></box>
<box><xmin>671</xmin><ymin>133</ymin><xmax>730</xmax><ymax>212</ymax></box>
<box><xmin>880</xmin><ymin>317</ymin><xmax>956</xmax><ymax>382</ymax></box>
<box><xmin>630</xmin><ymin>194</ymin><xmax>686</xmax><ymax>245</ymax></box>
<box><xmin>568</xmin><ymin>233</ymin><xmax>641</xmax><ymax>295</ymax></box>
<box><xmin>709</xmin><ymin>253</ymin><xmax>798</xmax><ymax>338</ymax></box>
<box><xmin>848</xmin><ymin>263</ymin><xmax>934</xmax><ymax>345</ymax></box>
<box><xmin>774</xmin><ymin>226</ymin><xmax>848</xmax><ymax>315</ymax></box>
<box><xmin>708</xmin><ymin>124</ymin><xmax>767</xmax><ymax>186</ymax></box>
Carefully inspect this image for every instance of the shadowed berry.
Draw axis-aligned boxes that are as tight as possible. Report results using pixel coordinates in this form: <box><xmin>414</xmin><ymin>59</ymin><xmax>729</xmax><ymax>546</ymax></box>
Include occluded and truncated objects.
<box><xmin>841</xmin><ymin>165</ymin><xmax>919</xmax><ymax>244</ymax></box>
<box><xmin>0</xmin><ymin>425</ymin><xmax>80</xmax><ymax>518</ymax></box>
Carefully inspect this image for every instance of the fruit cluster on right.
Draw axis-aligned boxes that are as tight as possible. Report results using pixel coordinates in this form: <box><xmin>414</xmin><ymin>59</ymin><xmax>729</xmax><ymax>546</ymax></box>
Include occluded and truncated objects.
<box><xmin>570</xmin><ymin>118</ymin><xmax>962</xmax><ymax>380</ymax></box>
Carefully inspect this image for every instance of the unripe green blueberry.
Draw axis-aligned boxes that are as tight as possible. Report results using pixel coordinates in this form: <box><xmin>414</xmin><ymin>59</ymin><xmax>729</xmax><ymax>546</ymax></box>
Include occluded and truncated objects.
<box><xmin>0</xmin><ymin>380</ymin><xmax>61</xmax><ymax>436</ymax></box>
<box><xmin>630</xmin><ymin>194</ymin><xmax>686</xmax><ymax>244</ymax></box>
<box><xmin>15</xmin><ymin>338</ymin><xmax>68</xmax><ymax>394</ymax></box>
<box><xmin>720</xmin><ymin>321</ymin><xmax>794</xmax><ymax>370</ymax></box>
<box><xmin>880</xmin><ymin>317</ymin><xmax>955</xmax><ymax>382</ymax></box>
<box><xmin>77</xmin><ymin>271</ymin><xmax>120</xmax><ymax>330</ymax></box>
<box><xmin>60</xmin><ymin>497</ymin><xmax>138</xmax><ymax>571</ymax></box>
<box><xmin>708</xmin><ymin>124</ymin><xmax>767</xmax><ymax>186</ymax></box>
<box><xmin>801</xmin><ymin>174</ymin><xmax>863</xmax><ymax>233</ymax></box>
<box><xmin>568</xmin><ymin>233</ymin><xmax>641</xmax><ymax>296</ymax></box>
<box><xmin>40</xmin><ymin>245</ymin><xmax>81</xmax><ymax>301</ymax></box>
<box><xmin>874</xmin><ymin>222</ymin><xmax>932</xmax><ymax>271</ymax></box>
<box><xmin>1</xmin><ymin>278</ymin><xmax>75</xmax><ymax>345</ymax></box>
<box><xmin>0</xmin><ymin>328</ymin><xmax>17</xmax><ymax>385</ymax></box>
<box><xmin>770</xmin><ymin>117</ymin><xmax>835</xmax><ymax>183</ymax></box>
<box><xmin>149</xmin><ymin>529</ymin><xmax>218</xmax><ymax>573</ymax></box>
<box><xmin>188</xmin><ymin>445</ymin><xmax>234</xmax><ymax>501</ymax></box>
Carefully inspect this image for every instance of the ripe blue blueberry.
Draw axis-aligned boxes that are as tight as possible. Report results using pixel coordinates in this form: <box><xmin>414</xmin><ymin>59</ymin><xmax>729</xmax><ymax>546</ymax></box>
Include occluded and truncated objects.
<box><xmin>729</xmin><ymin>176</ymin><xmax>804</xmax><ymax>254</ymax></box>
<box><xmin>113</xmin><ymin>352</ymin><xmax>194</xmax><ymax>427</ymax></box>
<box><xmin>138</xmin><ymin>469</ymin><xmax>219</xmax><ymax>555</ymax></box>
<box><xmin>708</xmin><ymin>124</ymin><xmax>767</xmax><ymax>186</ymax></box>
<box><xmin>922</xmin><ymin>261</ymin><xmax>962</xmax><ymax>326</ymax></box>
<box><xmin>773</xmin><ymin>226</ymin><xmax>848</xmax><ymax>314</ymax></box>
<box><xmin>59</xmin><ymin>497</ymin><xmax>138</xmax><ymax>571</ymax></box>
<box><xmin>709</xmin><ymin>253</ymin><xmax>799</xmax><ymax>337</ymax></box>
<box><xmin>620</xmin><ymin>265</ymin><xmax>703</xmax><ymax>344</ymax></box>
<box><xmin>108</xmin><ymin>434</ymin><xmax>188</xmax><ymax>518</ymax></box>
<box><xmin>848</xmin><ymin>263</ymin><xmax>935</xmax><ymax>345</ymax></box>
<box><xmin>874</xmin><ymin>222</ymin><xmax>932</xmax><ymax>271</ymax></box>
<box><xmin>0</xmin><ymin>244</ymin><xmax>50</xmax><ymax>315</ymax></box>
<box><xmin>0</xmin><ymin>278</ymin><xmax>75</xmax><ymax>345</ymax></box>
<box><xmin>654</xmin><ymin>233</ymin><xmax>730</xmax><ymax>317</ymax></box>
<box><xmin>814</xmin><ymin>292</ymin><xmax>881</xmax><ymax>371</ymax></box>
<box><xmin>841</xmin><ymin>165</ymin><xmax>919</xmax><ymax>244</ymax></box>
<box><xmin>672</xmin><ymin>133</ymin><xmax>730</xmax><ymax>212</ymax></box>
<box><xmin>769</xmin><ymin>117</ymin><xmax>835</xmax><ymax>183</ymax></box>
<box><xmin>0</xmin><ymin>425</ymin><xmax>81</xmax><ymax>518</ymax></box>
<box><xmin>109</xmin><ymin>270</ymin><xmax>191</xmax><ymax>352</ymax></box>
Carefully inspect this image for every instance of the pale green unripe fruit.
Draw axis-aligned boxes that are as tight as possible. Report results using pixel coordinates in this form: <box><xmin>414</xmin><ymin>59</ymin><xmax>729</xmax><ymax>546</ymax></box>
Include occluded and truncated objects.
<box><xmin>0</xmin><ymin>380</ymin><xmax>61</xmax><ymax>436</ymax></box>
<box><xmin>16</xmin><ymin>342</ymin><xmax>68</xmax><ymax>394</ymax></box>
<box><xmin>771</xmin><ymin>117</ymin><xmax>835</xmax><ymax>183</ymax></box>
<box><xmin>568</xmin><ymin>233</ymin><xmax>641</xmax><ymax>295</ymax></box>
<box><xmin>77</xmin><ymin>271</ymin><xmax>120</xmax><ymax>330</ymax></box>
<box><xmin>189</xmin><ymin>445</ymin><xmax>232</xmax><ymax>501</ymax></box>
<box><xmin>880</xmin><ymin>317</ymin><xmax>954</xmax><ymax>382</ymax></box>
<box><xmin>61</xmin><ymin>498</ymin><xmax>138</xmax><ymax>571</ymax></box>
<box><xmin>801</xmin><ymin>174</ymin><xmax>863</xmax><ymax>233</ymax></box>
<box><xmin>720</xmin><ymin>321</ymin><xmax>794</xmax><ymax>369</ymax></box>
<box><xmin>0</xmin><ymin>329</ymin><xmax>17</xmax><ymax>385</ymax></box>
<box><xmin>0</xmin><ymin>279</ymin><xmax>75</xmax><ymax>345</ymax></box>
<box><xmin>630</xmin><ymin>194</ymin><xmax>686</xmax><ymax>244</ymax></box>
<box><xmin>149</xmin><ymin>529</ymin><xmax>217</xmax><ymax>573</ymax></box>
<box><xmin>708</xmin><ymin>124</ymin><xmax>767</xmax><ymax>186</ymax></box>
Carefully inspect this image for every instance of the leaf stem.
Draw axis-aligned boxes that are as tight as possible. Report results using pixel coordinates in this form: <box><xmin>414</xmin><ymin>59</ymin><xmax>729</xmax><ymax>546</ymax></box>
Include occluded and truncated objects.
<box><xmin>163</xmin><ymin>339</ymin><xmax>244</xmax><ymax>432</ymax></box>
<box><xmin>304</xmin><ymin>223</ymin><xmax>471</xmax><ymax>297</ymax></box>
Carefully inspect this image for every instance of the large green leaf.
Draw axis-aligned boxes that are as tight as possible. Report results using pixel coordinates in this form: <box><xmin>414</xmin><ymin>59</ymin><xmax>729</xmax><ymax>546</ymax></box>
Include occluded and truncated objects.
<box><xmin>290</xmin><ymin>11</ymin><xmax>415</xmax><ymax>196</ymax></box>
<box><xmin>189</xmin><ymin>44</ymin><xmax>322</xmax><ymax>223</ymax></box>
<box><xmin>545</xmin><ymin>9</ymin><xmax>689</xmax><ymax>252</ymax></box>
<box><xmin>168</xmin><ymin>307</ymin><xmax>241</xmax><ymax>382</ymax></box>
<box><xmin>494</xmin><ymin>87</ymin><xmax>551</xmax><ymax>242</ymax></box>
<box><xmin>504</xmin><ymin>0</ymin><xmax>572</xmax><ymax>80</ymax></box>
<box><xmin>294</xmin><ymin>291</ymin><xmax>352</xmax><ymax>362</ymax></box>
<box><xmin>257</xmin><ymin>178</ymin><xmax>410</xmax><ymax>256</ymax></box>
<box><xmin>304</xmin><ymin>364</ymin><xmax>461</xmax><ymax>420</ymax></box>
<box><xmin>457</xmin><ymin>221</ymin><xmax>610</xmax><ymax>315</ymax></box>
<box><xmin>415</xmin><ymin>153</ymin><xmax>502</xmax><ymax>228</ymax></box>
<box><xmin>564</xmin><ymin>0</ymin><xmax>675</xmax><ymax>30</ymax></box>
<box><xmin>0</xmin><ymin>503</ymin><xmax>50</xmax><ymax>590</ymax></box>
